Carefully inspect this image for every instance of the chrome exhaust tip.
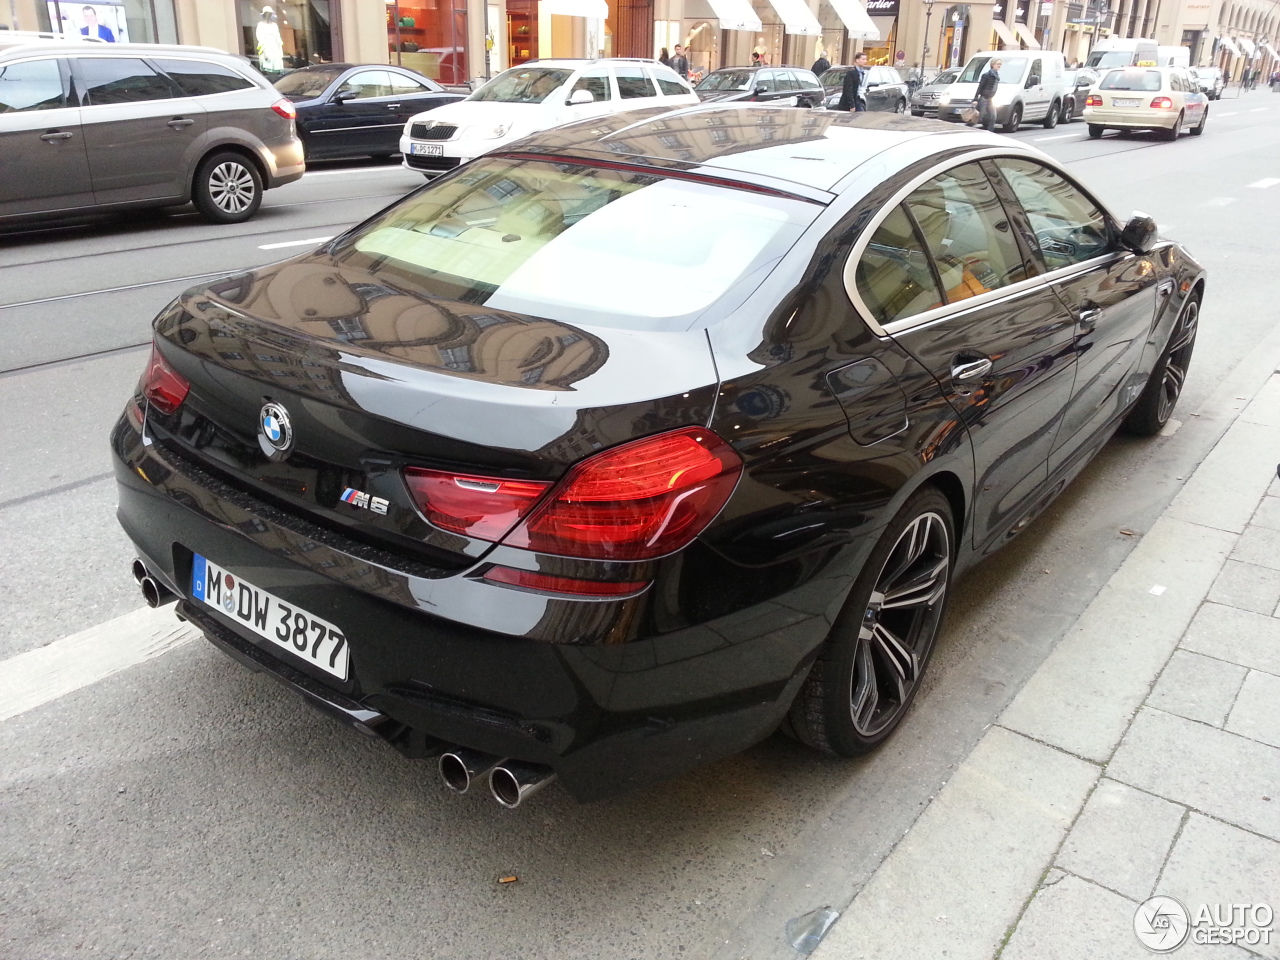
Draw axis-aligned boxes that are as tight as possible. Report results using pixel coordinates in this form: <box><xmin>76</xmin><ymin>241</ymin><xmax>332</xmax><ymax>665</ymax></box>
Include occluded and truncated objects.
<box><xmin>131</xmin><ymin>559</ymin><xmax>148</xmax><ymax>583</ymax></box>
<box><xmin>140</xmin><ymin>576</ymin><xmax>174</xmax><ymax>608</ymax></box>
<box><xmin>438</xmin><ymin>748</ymin><xmax>503</xmax><ymax>795</ymax></box>
<box><xmin>490</xmin><ymin>760</ymin><xmax>557</xmax><ymax>809</ymax></box>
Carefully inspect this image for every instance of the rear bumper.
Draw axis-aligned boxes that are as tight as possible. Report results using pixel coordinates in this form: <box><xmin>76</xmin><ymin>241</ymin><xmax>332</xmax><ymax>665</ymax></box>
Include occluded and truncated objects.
<box><xmin>1082</xmin><ymin>107</ymin><xmax>1179</xmax><ymax>129</ymax></box>
<box><xmin>111</xmin><ymin>408</ymin><xmax>835</xmax><ymax>800</ymax></box>
<box><xmin>262</xmin><ymin>134</ymin><xmax>306</xmax><ymax>187</ymax></box>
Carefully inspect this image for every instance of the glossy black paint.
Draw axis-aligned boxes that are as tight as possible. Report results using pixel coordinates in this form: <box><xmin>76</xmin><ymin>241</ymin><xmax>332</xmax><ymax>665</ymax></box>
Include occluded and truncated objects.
<box><xmin>111</xmin><ymin>107</ymin><xmax>1205</xmax><ymax>800</ymax></box>
<box><xmin>694</xmin><ymin>66</ymin><xmax>824</xmax><ymax>107</ymax></box>
<box><xmin>279</xmin><ymin>64</ymin><xmax>464</xmax><ymax>160</ymax></box>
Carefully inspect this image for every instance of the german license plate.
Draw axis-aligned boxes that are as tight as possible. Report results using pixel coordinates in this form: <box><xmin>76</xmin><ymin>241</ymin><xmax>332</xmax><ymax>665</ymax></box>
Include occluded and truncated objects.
<box><xmin>192</xmin><ymin>554</ymin><xmax>349</xmax><ymax>680</ymax></box>
<box><xmin>1113</xmin><ymin>98</ymin><xmax>1140</xmax><ymax>107</ymax></box>
<box><xmin>410</xmin><ymin>142</ymin><xmax>443</xmax><ymax>156</ymax></box>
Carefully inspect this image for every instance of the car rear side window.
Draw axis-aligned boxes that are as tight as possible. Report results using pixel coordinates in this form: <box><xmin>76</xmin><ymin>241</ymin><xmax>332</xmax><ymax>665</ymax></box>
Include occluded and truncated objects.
<box><xmin>0</xmin><ymin>58</ymin><xmax>66</xmax><ymax>112</ymax></box>
<box><xmin>992</xmin><ymin>159</ymin><xmax>1111</xmax><ymax>271</ymax></box>
<box><xmin>570</xmin><ymin>70</ymin><xmax>612</xmax><ymax>101</ymax></box>
<box><xmin>78</xmin><ymin>57</ymin><xmax>174</xmax><ymax>105</ymax></box>
<box><xmin>152</xmin><ymin>58</ymin><xmax>254</xmax><ymax>97</ymax></box>
<box><xmin>335</xmin><ymin>156</ymin><xmax>818</xmax><ymax>330</ymax></box>
<box><xmin>390</xmin><ymin>72</ymin><xmax>436</xmax><ymax>94</ymax></box>
<box><xmin>904</xmin><ymin>163</ymin><xmax>1029</xmax><ymax>304</ymax></box>
<box><xmin>853</xmin><ymin>204</ymin><xmax>944</xmax><ymax>324</ymax></box>
<box><xmin>615</xmin><ymin>65</ymin><xmax>657</xmax><ymax>99</ymax></box>
<box><xmin>653</xmin><ymin>68</ymin><xmax>689</xmax><ymax>96</ymax></box>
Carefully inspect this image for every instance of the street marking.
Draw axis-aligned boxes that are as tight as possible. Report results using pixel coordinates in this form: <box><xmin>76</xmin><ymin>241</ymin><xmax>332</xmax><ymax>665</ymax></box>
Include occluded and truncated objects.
<box><xmin>1035</xmin><ymin>133</ymin><xmax>1077</xmax><ymax>141</ymax></box>
<box><xmin>1201</xmin><ymin>197</ymin><xmax>1238</xmax><ymax>207</ymax></box>
<box><xmin>1249</xmin><ymin>108</ymin><xmax>1267</xmax><ymax>113</ymax></box>
<box><xmin>258</xmin><ymin>236</ymin><xmax>334</xmax><ymax>250</ymax></box>
<box><xmin>1217</xmin><ymin>111</ymin><xmax>1238</xmax><ymax>117</ymax></box>
<box><xmin>0</xmin><ymin>605</ymin><xmax>197</xmax><ymax>724</ymax></box>
<box><xmin>1247</xmin><ymin>178</ymin><xmax>1280</xmax><ymax>189</ymax></box>
<box><xmin>303</xmin><ymin>166</ymin><xmax>410</xmax><ymax>177</ymax></box>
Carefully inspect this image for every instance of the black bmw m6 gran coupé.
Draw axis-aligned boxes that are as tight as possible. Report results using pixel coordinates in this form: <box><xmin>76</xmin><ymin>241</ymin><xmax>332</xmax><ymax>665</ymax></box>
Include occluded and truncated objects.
<box><xmin>113</xmin><ymin>108</ymin><xmax>1203</xmax><ymax>806</ymax></box>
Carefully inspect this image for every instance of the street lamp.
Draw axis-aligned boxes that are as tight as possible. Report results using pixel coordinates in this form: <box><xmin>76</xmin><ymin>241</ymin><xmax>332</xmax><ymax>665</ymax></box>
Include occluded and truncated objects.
<box><xmin>920</xmin><ymin>0</ymin><xmax>936</xmax><ymax>74</ymax></box>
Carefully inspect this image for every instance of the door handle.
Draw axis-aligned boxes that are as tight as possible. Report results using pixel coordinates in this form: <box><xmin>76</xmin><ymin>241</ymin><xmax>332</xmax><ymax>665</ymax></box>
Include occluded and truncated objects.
<box><xmin>1076</xmin><ymin>306</ymin><xmax>1102</xmax><ymax>330</ymax></box>
<box><xmin>40</xmin><ymin>130</ymin><xmax>74</xmax><ymax>142</ymax></box>
<box><xmin>167</xmin><ymin>118</ymin><xmax>195</xmax><ymax>128</ymax></box>
<box><xmin>386</xmin><ymin>103</ymin><xmax>401</xmax><ymax>109</ymax></box>
<box><xmin>951</xmin><ymin>356</ymin><xmax>993</xmax><ymax>381</ymax></box>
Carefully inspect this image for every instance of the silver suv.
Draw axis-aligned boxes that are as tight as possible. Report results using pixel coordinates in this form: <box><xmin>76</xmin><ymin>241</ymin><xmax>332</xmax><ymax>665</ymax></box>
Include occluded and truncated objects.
<box><xmin>0</xmin><ymin>41</ymin><xmax>304</xmax><ymax>225</ymax></box>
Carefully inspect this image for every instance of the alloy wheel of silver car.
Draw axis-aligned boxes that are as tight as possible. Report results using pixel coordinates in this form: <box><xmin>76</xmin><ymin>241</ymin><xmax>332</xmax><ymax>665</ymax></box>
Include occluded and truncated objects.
<box><xmin>209</xmin><ymin>161</ymin><xmax>257</xmax><ymax>214</ymax></box>
<box><xmin>1157</xmin><ymin>298</ymin><xmax>1198</xmax><ymax>423</ymax></box>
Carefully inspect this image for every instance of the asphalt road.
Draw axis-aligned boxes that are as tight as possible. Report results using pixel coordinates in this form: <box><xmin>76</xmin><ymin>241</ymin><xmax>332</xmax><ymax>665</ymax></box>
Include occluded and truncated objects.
<box><xmin>3</xmin><ymin>96</ymin><xmax>1280</xmax><ymax>960</ymax></box>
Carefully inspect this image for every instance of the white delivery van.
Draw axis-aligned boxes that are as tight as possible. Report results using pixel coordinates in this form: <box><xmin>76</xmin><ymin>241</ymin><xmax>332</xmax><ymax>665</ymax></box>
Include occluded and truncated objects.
<box><xmin>939</xmin><ymin>51</ymin><xmax>1068</xmax><ymax>132</ymax></box>
<box><xmin>1086</xmin><ymin>37</ymin><xmax>1159</xmax><ymax>68</ymax></box>
<box><xmin>1157</xmin><ymin>45</ymin><xmax>1191</xmax><ymax>68</ymax></box>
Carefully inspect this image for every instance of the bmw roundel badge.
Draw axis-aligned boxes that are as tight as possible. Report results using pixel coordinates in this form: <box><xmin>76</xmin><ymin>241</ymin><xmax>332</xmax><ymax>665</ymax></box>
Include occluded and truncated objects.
<box><xmin>258</xmin><ymin>401</ymin><xmax>294</xmax><ymax>460</ymax></box>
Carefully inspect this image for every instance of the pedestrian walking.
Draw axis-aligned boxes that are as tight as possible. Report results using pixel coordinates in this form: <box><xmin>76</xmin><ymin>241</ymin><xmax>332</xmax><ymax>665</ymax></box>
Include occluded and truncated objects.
<box><xmin>658</xmin><ymin>47</ymin><xmax>671</xmax><ymax>67</ymax></box>
<box><xmin>1271</xmin><ymin>69</ymin><xmax>1280</xmax><ymax>92</ymax></box>
<box><xmin>811</xmin><ymin>52</ymin><xmax>830</xmax><ymax>76</ymax></box>
<box><xmin>973</xmin><ymin>58</ymin><xmax>1001</xmax><ymax>131</ymax></box>
<box><xmin>837</xmin><ymin>51</ymin><xmax>870</xmax><ymax>111</ymax></box>
<box><xmin>670</xmin><ymin>44</ymin><xmax>689</xmax><ymax>79</ymax></box>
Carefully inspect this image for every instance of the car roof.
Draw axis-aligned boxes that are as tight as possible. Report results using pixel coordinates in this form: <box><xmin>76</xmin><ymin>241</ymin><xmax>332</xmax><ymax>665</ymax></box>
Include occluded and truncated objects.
<box><xmin>0</xmin><ymin>40</ymin><xmax>234</xmax><ymax>59</ymax></box>
<box><xmin>505</xmin><ymin>104</ymin><xmax>1028</xmax><ymax>195</ymax></box>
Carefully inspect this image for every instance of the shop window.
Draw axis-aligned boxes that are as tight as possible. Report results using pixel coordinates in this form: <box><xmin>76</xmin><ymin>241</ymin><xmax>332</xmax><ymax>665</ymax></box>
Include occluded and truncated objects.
<box><xmin>387</xmin><ymin>0</ymin><xmax>469</xmax><ymax>85</ymax></box>
<box><xmin>42</xmin><ymin>0</ymin><xmax>178</xmax><ymax>43</ymax></box>
<box><xmin>238</xmin><ymin>1</ymin><xmax>333</xmax><ymax>77</ymax></box>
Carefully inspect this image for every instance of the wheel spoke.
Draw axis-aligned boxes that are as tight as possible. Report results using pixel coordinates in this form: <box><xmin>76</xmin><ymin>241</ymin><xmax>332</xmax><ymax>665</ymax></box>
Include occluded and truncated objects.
<box><xmin>851</xmin><ymin>632</ymin><xmax>880</xmax><ymax>729</ymax></box>
<box><xmin>880</xmin><ymin>555</ymin><xmax>948</xmax><ymax>609</ymax></box>
<box><xmin>871</xmin><ymin>622</ymin><xmax>916</xmax><ymax>689</ymax></box>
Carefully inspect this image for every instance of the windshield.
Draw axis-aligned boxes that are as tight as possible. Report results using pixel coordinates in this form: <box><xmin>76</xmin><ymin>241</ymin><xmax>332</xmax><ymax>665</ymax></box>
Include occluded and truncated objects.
<box><xmin>468</xmin><ymin>67</ymin><xmax>572</xmax><ymax>104</ymax></box>
<box><xmin>1087</xmin><ymin>50</ymin><xmax>1139</xmax><ymax>68</ymax></box>
<box><xmin>275</xmin><ymin>67</ymin><xmax>345</xmax><ymax>98</ymax></box>
<box><xmin>330</xmin><ymin>157</ymin><xmax>817</xmax><ymax>330</ymax></box>
<box><xmin>818</xmin><ymin>68</ymin><xmax>847</xmax><ymax>86</ymax></box>
<box><xmin>930</xmin><ymin>70</ymin><xmax>959</xmax><ymax>86</ymax></box>
<box><xmin>697</xmin><ymin>70</ymin><xmax>754</xmax><ymax>91</ymax></box>
<box><xmin>1100</xmin><ymin>69</ymin><xmax>1163</xmax><ymax>91</ymax></box>
<box><xmin>958</xmin><ymin>57</ymin><xmax>1027</xmax><ymax>83</ymax></box>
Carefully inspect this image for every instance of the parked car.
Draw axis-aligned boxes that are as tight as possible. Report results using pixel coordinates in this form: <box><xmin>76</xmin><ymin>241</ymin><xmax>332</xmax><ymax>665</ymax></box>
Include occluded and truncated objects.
<box><xmin>939</xmin><ymin>51</ymin><xmax>1068</xmax><ymax>131</ymax></box>
<box><xmin>113</xmin><ymin>105</ymin><xmax>1204</xmax><ymax>805</ymax></box>
<box><xmin>275</xmin><ymin>63</ymin><xmax>465</xmax><ymax>161</ymax></box>
<box><xmin>1191</xmin><ymin>65</ymin><xmax>1224</xmax><ymax>99</ymax></box>
<box><xmin>1084</xmin><ymin>66</ymin><xmax>1208</xmax><ymax>139</ymax></box>
<box><xmin>820</xmin><ymin>64</ymin><xmax>910</xmax><ymax>112</ymax></box>
<box><xmin>1060</xmin><ymin>67</ymin><xmax>1100</xmax><ymax>121</ymax></box>
<box><xmin>910</xmin><ymin>67</ymin><xmax>959</xmax><ymax>117</ymax></box>
<box><xmin>0</xmin><ymin>41</ymin><xmax>303</xmax><ymax>225</ymax></box>
<box><xmin>399</xmin><ymin>58</ymin><xmax>697</xmax><ymax>176</ymax></box>
<box><xmin>695</xmin><ymin>65</ymin><xmax>824</xmax><ymax>106</ymax></box>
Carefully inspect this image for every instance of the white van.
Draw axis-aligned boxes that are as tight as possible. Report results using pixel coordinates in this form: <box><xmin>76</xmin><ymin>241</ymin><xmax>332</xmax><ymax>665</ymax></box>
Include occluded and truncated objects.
<box><xmin>1086</xmin><ymin>37</ymin><xmax>1159</xmax><ymax>69</ymax></box>
<box><xmin>940</xmin><ymin>51</ymin><xmax>1067</xmax><ymax>132</ymax></box>
<box><xmin>1157</xmin><ymin>45</ymin><xmax>1191</xmax><ymax>68</ymax></box>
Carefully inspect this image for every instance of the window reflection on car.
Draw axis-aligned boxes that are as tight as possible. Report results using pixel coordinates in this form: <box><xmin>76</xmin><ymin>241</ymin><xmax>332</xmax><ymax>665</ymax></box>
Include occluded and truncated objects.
<box><xmin>470</xmin><ymin>68</ymin><xmax>573</xmax><ymax>103</ymax></box>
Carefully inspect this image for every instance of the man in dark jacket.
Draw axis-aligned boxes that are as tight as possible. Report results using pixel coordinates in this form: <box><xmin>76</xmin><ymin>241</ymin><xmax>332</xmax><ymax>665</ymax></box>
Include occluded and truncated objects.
<box><xmin>837</xmin><ymin>52</ymin><xmax>869</xmax><ymax>111</ymax></box>
<box><xmin>811</xmin><ymin>52</ymin><xmax>831</xmax><ymax>76</ymax></box>
<box><xmin>670</xmin><ymin>44</ymin><xmax>689</xmax><ymax>79</ymax></box>
<box><xmin>974</xmin><ymin>58</ymin><xmax>1001</xmax><ymax>131</ymax></box>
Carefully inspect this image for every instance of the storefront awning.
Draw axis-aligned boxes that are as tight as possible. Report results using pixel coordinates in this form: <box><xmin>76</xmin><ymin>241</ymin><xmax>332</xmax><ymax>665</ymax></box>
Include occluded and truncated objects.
<box><xmin>542</xmin><ymin>0</ymin><xmax>609</xmax><ymax>18</ymax></box>
<box><xmin>1014</xmin><ymin>22</ymin><xmax>1040</xmax><ymax>49</ymax></box>
<box><xmin>765</xmin><ymin>0</ymin><xmax>823</xmax><ymax>36</ymax></box>
<box><xmin>826</xmin><ymin>0</ymin><xmax>880</xmax><ymax>40</ymax></box>
<box><xmin>1237</xmin><ymin>36</ymin><xmax>1256</xmax><ymax>56</ymax></box>
<box><xmin>1218</xmin><ymin>36</ymin><xmax>1242</xmax><ymax>55</ymax></box>
<box><xmin>991</xmin><ymin>19</ymin><xmax>1019</xmax><ymax>48</ymax></box>
<box><xmin>704</xmin><ymin>0</ymin><xmax>763</xmax><ymax>31</ymax></box>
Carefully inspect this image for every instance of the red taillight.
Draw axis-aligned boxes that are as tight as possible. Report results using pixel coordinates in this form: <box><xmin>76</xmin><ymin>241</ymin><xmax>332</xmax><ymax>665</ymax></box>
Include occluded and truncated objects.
<box><xmin>1085</xmin><ymin>94</ymin><xmax>1102</xmax><ymax>107</ymax></box>
<box><xmin>1150</xmin><ymin>96</ymin><xmax>1174</xmax><ymax>109</ymax></box>
<box><xmin>482</xmin><ymin>566</ymin><xmax>648</xmax><ymax>597</ymax></box>
<box><xmin>271</xmin><ymin>98</ymin><xmax>297</xmax><ymax>120</ymax></box>
<box><xmin>403</xmin><ymin>468</ymin><xmax>552</xmax><ymax>541</ymax></box>
<box><xmin>505</xmin><ymin>426</ymin><xmax>742</xmax><ymax>561</ymax></box>
<box><xmin>139</xmin><ymin>343</ymin><xmax>190</xmax><ymax>415</ymax></box>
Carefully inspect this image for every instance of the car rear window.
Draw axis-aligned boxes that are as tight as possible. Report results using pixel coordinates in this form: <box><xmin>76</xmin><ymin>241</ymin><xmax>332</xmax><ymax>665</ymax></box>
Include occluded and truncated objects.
<box><xmin>333</xmin><ymin>157</ymin><xmax>818</xmax><ymax>330</ymax></box>
<box><xmin>154</xmin><ymin>58</ymin><xmax>255</xmax><ymax>96</ymax></box>
<box><xmin>1100</xmin><ymin>69</ymin><xmax>1164</xmax><ymax>91</ymax></box>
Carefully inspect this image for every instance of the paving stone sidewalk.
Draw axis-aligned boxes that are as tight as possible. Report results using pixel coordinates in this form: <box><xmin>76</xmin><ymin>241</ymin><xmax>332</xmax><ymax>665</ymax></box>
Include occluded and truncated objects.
<box><xmin>812</xmin><ymin>375</ymin><xmax>1280</xmax><ymax>960</ymax></box>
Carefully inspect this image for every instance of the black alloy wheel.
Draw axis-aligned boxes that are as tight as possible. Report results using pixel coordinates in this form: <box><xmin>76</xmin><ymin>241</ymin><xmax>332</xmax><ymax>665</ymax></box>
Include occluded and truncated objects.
<box><xmin>893</xmin><ymin>98</ymin><xmax>907</xmax><ymax>114</ymax></box>
<box><xmin>789</xmin><ymin>487</ymin><xmax>953</xmax><ymax>755</ymax></box>
<box><xmin>1003</xmin><ymin>104</ymin><xmax>1023</xmax><ymax>133</ymax></box>
<box><xmin>1124</xmin><ymin>296</ymin><xmax>1199</xmax><ymax>436</ymax></box>
<box><xmin>1042</xmin><ymin>99</ymin><xmax>1059</xmax><ymax>128</ymax></box>
<box><xmin>1060</xmin><ymin>98</ymin><xmax>1074</xmax><ymax>123</ymax></box>
<box><xmin>193</xmin><ymin>151</ymin><xmax>262</xmax><ymax>224</ymax></box>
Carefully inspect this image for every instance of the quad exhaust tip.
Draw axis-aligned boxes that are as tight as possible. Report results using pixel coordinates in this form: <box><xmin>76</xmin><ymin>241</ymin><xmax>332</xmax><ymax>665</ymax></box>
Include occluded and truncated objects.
<box><xmin>438</xmin><ymin>748</ymin><xmax>503</xmax><ymax>795</ymax></box>
<box><xmin>132</xmin><ymin>559</ymin><xmax>175</xmax><ymax>608</ymax></box>
<box><xmin>489</xmin><ymin>760</ymin><xmax>557</xmax><ymax>809</ymax></box>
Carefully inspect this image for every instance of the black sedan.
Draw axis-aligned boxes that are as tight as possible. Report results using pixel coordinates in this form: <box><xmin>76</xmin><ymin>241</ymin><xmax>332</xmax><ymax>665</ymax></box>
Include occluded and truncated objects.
<box><xmin>694</xmin><ymin>65</ymin><xmax>825</xmax><ymax>107</ymax></box>
<box><xmin>1061</xmin><ymin>68</ymin><xmax>1101</xmax><ymax>122</ymax></box>
<box><xmin>275</xmin><ymin>63</ymin><xmax>464</xmax><ymax>161</ymax></box>
<box><xmin>113</xmin><ymin>108</ymin><xmax>1203</xmax><ymax>806</ymax></box>
<box><xmin>820</xmin><ymin>64</ymin><xmax>910</xmax><ymax>112</ymax></box>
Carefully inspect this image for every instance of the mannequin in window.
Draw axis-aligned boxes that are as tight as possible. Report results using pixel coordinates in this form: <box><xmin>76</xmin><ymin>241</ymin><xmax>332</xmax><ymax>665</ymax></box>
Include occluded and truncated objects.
<box><xmin>256</xmin><ymin>5</ymin><xmax>286</xmax><ymax>73</ymax></box>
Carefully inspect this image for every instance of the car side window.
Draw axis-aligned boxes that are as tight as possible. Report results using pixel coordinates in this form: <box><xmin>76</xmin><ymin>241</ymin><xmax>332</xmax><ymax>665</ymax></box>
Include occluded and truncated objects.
<box><xmin>614</xmin><ymin>65</ymin><xmax>657</xmax><ymax>99</ymax></box>
<box><xmin>904</xmin><ymin>163</ymin><xmax>1028</xmax><ymax>304</ymax></box>
<box><xmin>653</xmin><ymin>69</ymin><xmax>689</xmax><ymax>96</ymax></box>
<box><xmin>993</xmin><ymin>158</ymin><xmax>1111</xmax><ymax>271</ymax></box>
<box><xmin>570</xmin><ymin>70</ymin><xmax>612</xmax><ymax>101</ymax></box>
<box><xmin>0</xmin><ymin>58</ymin><xmax>66</xmax><ymax>112</ymax></box>
<box><xmin>337</xmin><ymin>70</ymin><xmax>396</xmax><ymax>100</ymax></box>
<box><xmin>853</xmin><ymin>204</ymin><xmax>944</xmax><ymax>324</ymax></box>
<box><xmin>1027</xmin><ymin>59</ymin><xmax>1042</xmax><ymax>86</ymax></box>
<box><xmin>389</xmin><ymin>72</ymin><xmax>438</xmax><ymax>95</ymax></box>
<box><xmin>152</xmin><ymin>58</ymin><xmax>255</xmax><ymax>97</ymax></box>
<box><xmin>755</xmin><ymin>70</ymin><xmax>779</xmax><ymax>93</ymax></box>
<box><xmin>78</xmin><ymin>57</ymin><xmax>175</xmax><ymax>105</ymax></box>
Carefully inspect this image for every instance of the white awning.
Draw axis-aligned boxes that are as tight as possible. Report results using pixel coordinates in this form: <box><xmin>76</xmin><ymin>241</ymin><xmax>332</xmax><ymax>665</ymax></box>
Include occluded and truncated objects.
<box><xmin>542</xmin><ymin>0</ymin><xmax>608</xmax><ymax>17</ymax></box>
<box><xmin>825</xmin><ymin>0</ymin><xmax>880</xmax><ymax>40</ymax></box>
<box><xmin>704</xmin><ymin>0</ymin><xmax>763</xmax><ymax>31</ymax></box>
<box><xmin>991</xmin><ymin>19</ymin><xmax>1019</xmax><ymax>48</ymax></box>
<box><xmin>1237</xmin><ymin>36</ymin><xmax>1256</xmax><ymax>56</ymax></box>
<box><xmin>1219</xmin><ymin>36</ymin><xmax>1242</xmax><ymax>55</ymax></box>
<box><xmin>1014</xmin><ymin>22</ymin><xmax>1041</xmax><ymax>49</ymax></box>
<box><xmin>765</xmin><ymin>0</ymin><xmax>823</xmax><ymax>36</ymax></box>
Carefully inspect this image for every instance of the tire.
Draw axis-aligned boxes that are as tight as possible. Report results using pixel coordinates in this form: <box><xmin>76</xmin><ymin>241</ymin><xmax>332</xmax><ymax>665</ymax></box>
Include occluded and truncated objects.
<box><xmin>192</xmin><ymin>151</ymin><xmax>262</xmax><ymax>224</ymax></box>
<box><xmin>1088</xmin><ymin>123</ymin><xmax>1104</xmax><ymax>138</ymax></box>
<box><xmin>1162</xmin><ymin>111</ymin><xmax>1183</xmax><ymax>141</ymax></box>
<box><xmin>1061</xmin><ymin>98</ymin><xmax>1074</xmax><ymax>123</ymax></box>
<box><xmin>1123</xmin><ymin>296</ymin><xmax>1199</xmax><ymax>436</ymax></box>
<box><xmin>1002</xmin><ymin>103</ymin><xmax>1022</xmax><ymax>133</ymax></box>
<box><xmin>1042</xmin><ymin>99</ymin><xmax>1060</xmax><ymax>128</ymax></box>
<box><xmin>1191</xmin><ymin>108</ymin><xmax>1207</xmax><ymax>136</ymax></box>
<box><xmin>893</xmin><ymin>97</ymin><xmax>906</xmax><ymax>114</ymax></box>
<box><xmin>788</xmin><ymin>486</ymin><xmax>954</xmax><ymax>756</ymax></box>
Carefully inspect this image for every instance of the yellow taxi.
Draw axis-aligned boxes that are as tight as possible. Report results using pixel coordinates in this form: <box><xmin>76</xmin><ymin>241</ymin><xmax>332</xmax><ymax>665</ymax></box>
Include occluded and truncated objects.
<box><xmin>1083</xmin><ymin>65</ymin><xmax>1208</xmax><ymax>140</ymax></box>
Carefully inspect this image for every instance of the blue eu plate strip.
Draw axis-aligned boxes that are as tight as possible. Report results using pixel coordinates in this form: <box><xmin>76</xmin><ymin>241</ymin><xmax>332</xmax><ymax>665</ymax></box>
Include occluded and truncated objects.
<box><xmin>192</xmin><ymin>553</ymin><xmax>207</xmax><ymax>601</ymax></box>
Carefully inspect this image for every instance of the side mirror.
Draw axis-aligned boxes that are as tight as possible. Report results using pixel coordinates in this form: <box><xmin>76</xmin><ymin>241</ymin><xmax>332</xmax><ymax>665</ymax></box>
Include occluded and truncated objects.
<box><xmin>332</xmin><ymin>89</ymin><xmax>358</xmax><ymax>103</ymax></box>
<box><xmin>567</xmin><ymin>88</ymin><xmax>594</xmax><ymax>105</ymax></box>
<box><xmin>1120</xmin><ymin>212</ymin><xmax>1158</xmax><ymax>253</ymax></box>
<box><xmin>754</xmin><ymin>83</ymin><xmax>769</xmax><ymax>95</ymax></box>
